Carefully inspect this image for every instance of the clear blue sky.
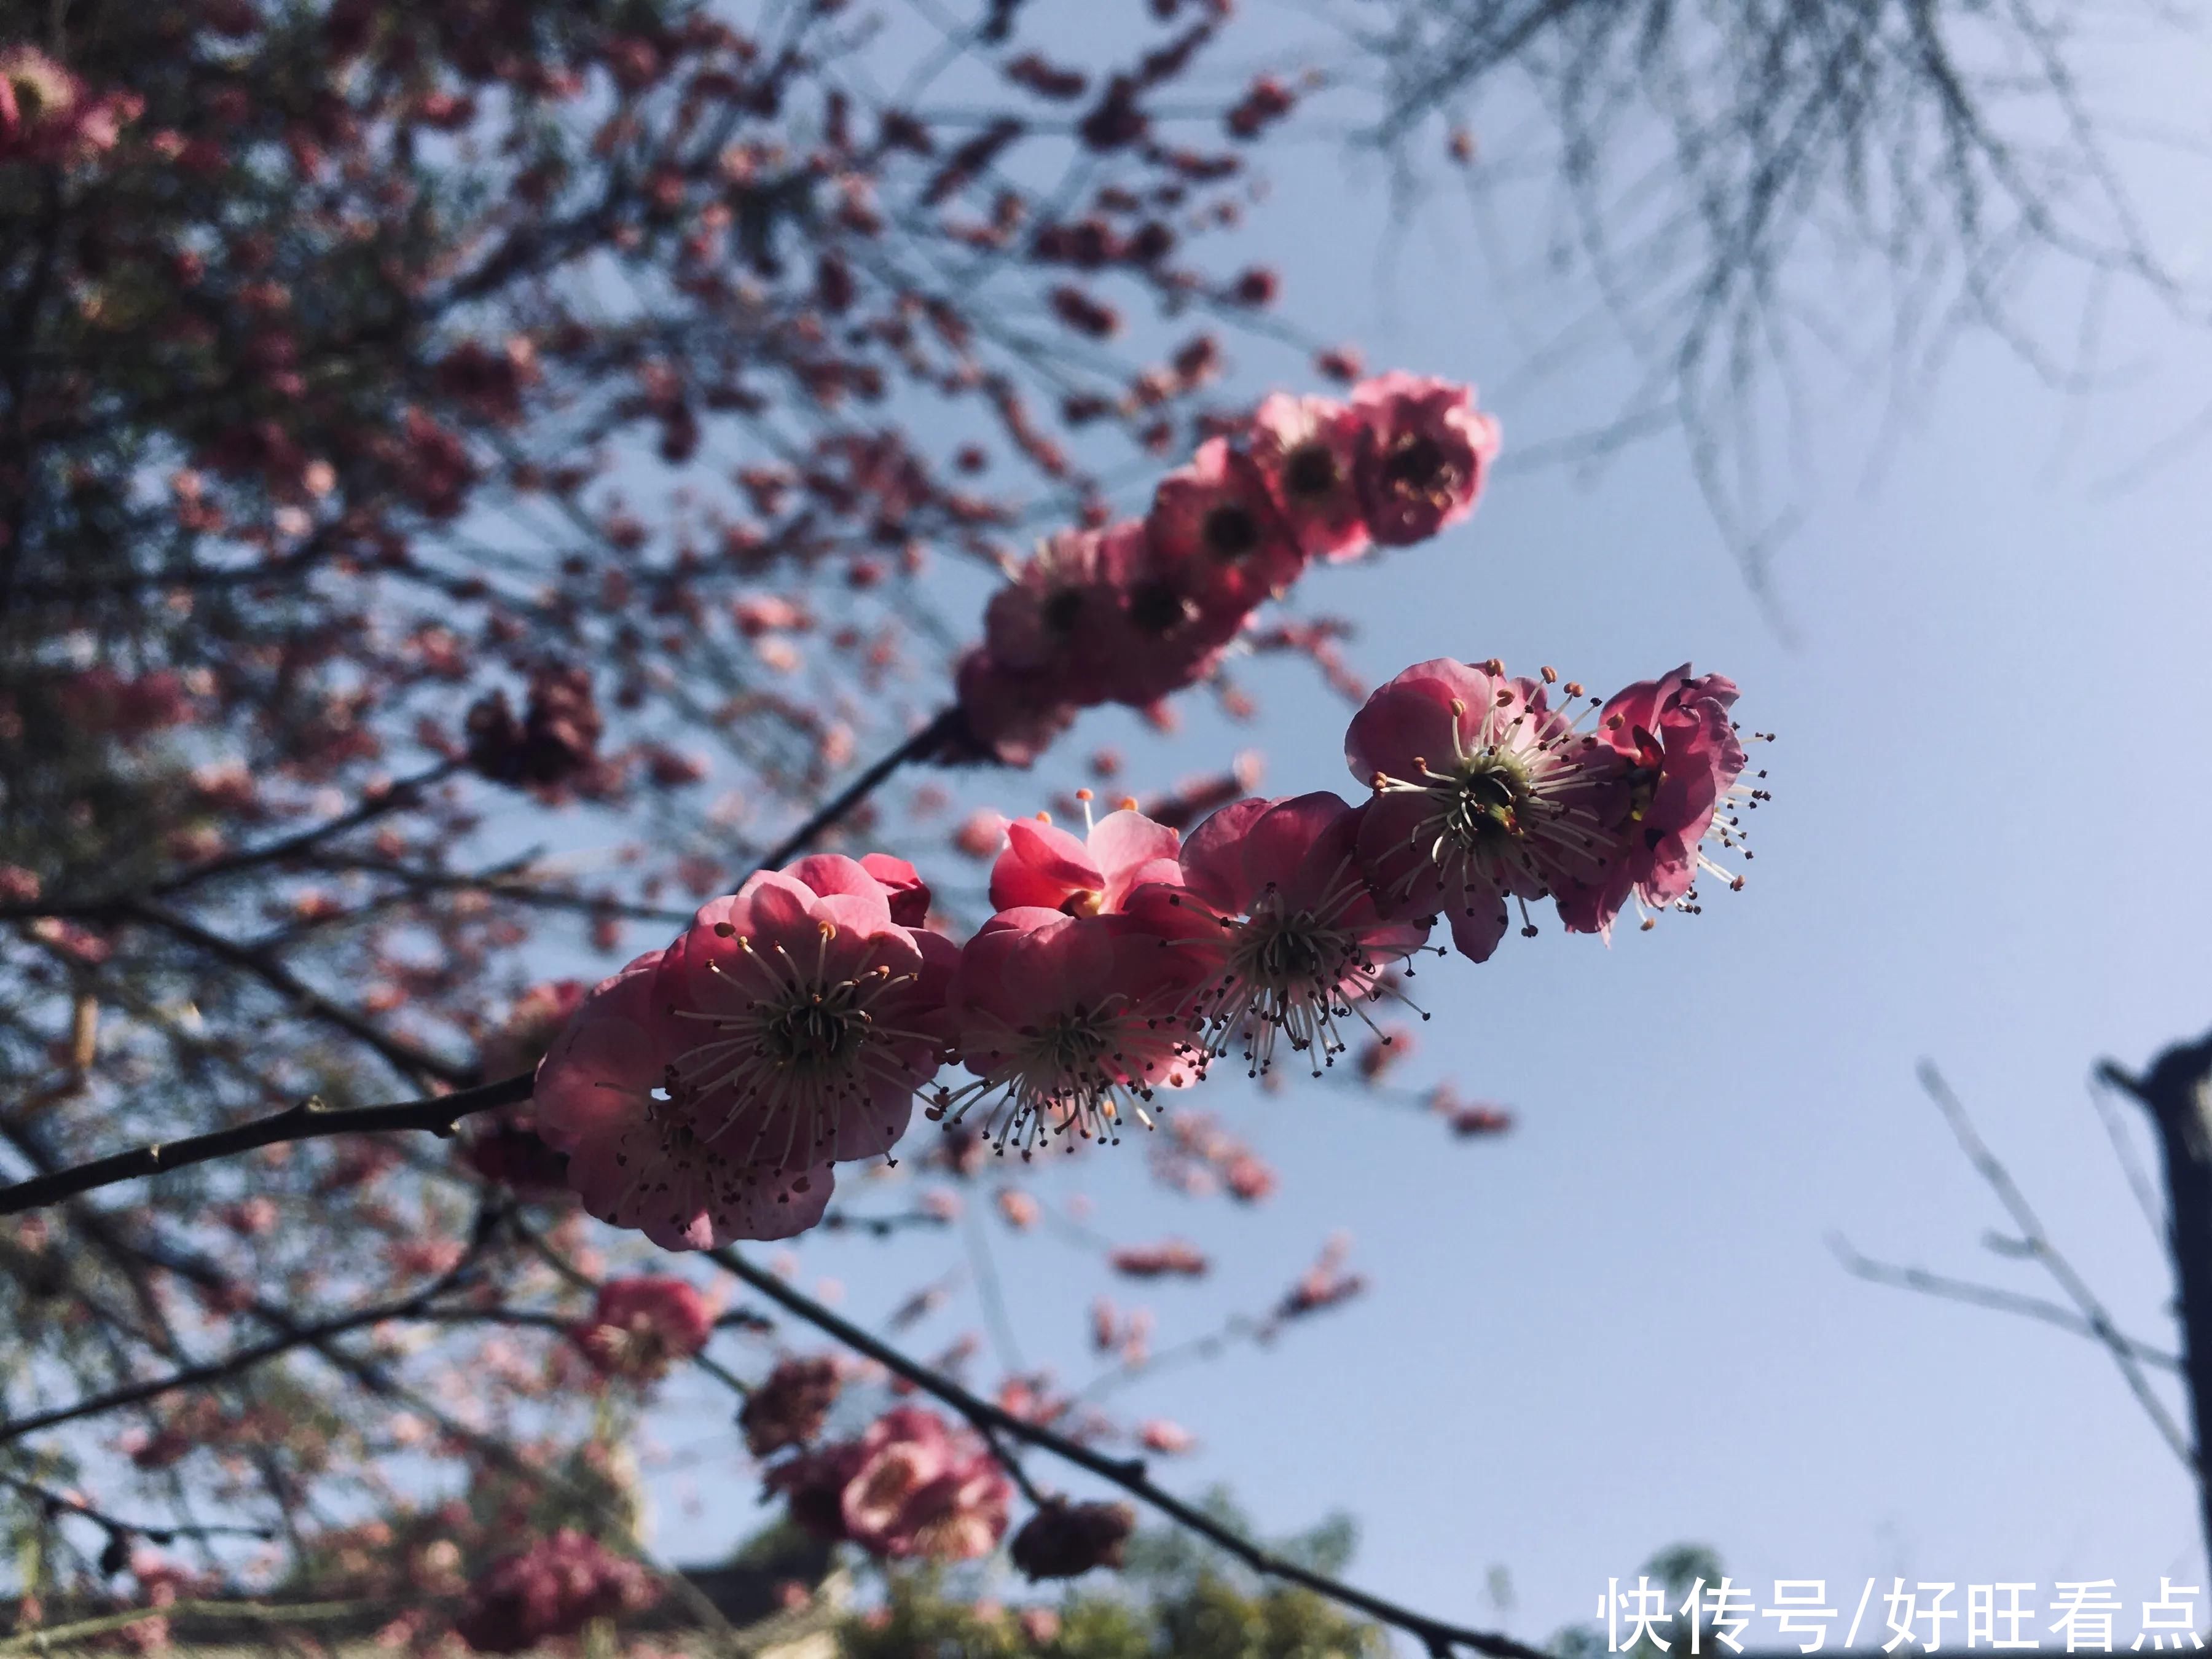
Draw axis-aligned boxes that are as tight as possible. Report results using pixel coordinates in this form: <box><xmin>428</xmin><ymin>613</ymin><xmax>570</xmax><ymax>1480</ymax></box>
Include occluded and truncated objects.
<box><xmin>621</xmin><ymin>6</ymin><xmax>2212</xmax><ymax>1646</ymax></box>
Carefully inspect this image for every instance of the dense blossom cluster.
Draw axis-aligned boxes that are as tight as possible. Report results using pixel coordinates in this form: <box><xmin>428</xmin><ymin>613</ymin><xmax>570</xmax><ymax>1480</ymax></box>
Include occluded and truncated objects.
<box><xmin>569</xmin><ymin>1276</ymin><xmax>714</xmax><ymax>1383</ymax></box>
<box><xmin>535</xmin><ymin>659</ymin><xmax>1762</xmax><ymax>1245</ymax></box>
<box><xmin>0</xmin><ymin>44</ymin><xmax>140</xmax><ymax>165</ymax></box>
<box><xmin>764</xmin><ymin>1405</ymin><xmax>1013</xmax><ymax>1563</ymax></box>
<box><xmin>954</xmin><ymin>374</ymin><xmax>1500</xmax><ymax>763</ymax></box>
<box><xmin>1349</xmin><ymin>657</ymin><xmax>1765</xmax><ymax>958</ymax></box>
<box><xmin>739</xmin><ymin>1355</ymin><xmax>845</xmax><ymax>1459</ymax></box>
<box><xmin>452</xmin><ymin>1531</ymin><xmax>659</xmax><ymax>1655</ymax></box>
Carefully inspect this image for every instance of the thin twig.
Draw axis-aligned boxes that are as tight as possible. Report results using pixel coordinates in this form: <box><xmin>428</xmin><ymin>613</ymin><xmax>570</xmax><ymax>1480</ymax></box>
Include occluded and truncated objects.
<box><xmin>1917</xmin><ymin>1061</ymin><xmax>2193</xmax><ymax>1467</ymax></box>
<box><xmin>1072</xmin><ymin>1311</ymin><xmax>1269</xmax><ymax>1406</ymax></box>
<box><xmin>817</xmin><ymin>1207</ymin><xmax>954</xmax><ymax>1239</ymax></box>
<box><xmin>1828</xmin><ymin>1233</ymin><xmax>2181</xmax><ymax>1373</ymax></box>
<box><xmin>0</xmin><ymin>762</ymin><xmax>460</xmax><ymax>922</ymax></box>
<box><xmin>975</xmin><ymin>1419</ymin><xmax>1049</xmax><ymax>1507</ymax></box>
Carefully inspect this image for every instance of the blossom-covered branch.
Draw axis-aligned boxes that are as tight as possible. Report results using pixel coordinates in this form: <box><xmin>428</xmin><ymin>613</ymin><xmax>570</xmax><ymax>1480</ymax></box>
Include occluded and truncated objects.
<box><xmin>523</xmin><ymin>656</ymin><xmax>1763</xmax><ymax>1249</ymax></box>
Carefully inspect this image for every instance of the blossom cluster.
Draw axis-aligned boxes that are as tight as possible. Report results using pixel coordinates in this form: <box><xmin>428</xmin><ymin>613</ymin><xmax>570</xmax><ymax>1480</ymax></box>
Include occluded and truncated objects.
<box><xmin>568</xmin><ymin>1276</ymin><xmax>714</xmax><ymax>1384</ymax></box>
<box><xmin>0</xmin><ymin>45</ymin><xmax>141</xmax><ymax>166</ymax></box>
<box><xmin>766</xmin><ymin>1405</ymin><xmax>1013</xmax><ymax>1563</ymax></box>
<box><xmin>452</xmin><ymin>1530</ymin><xmax>658</xmax><ymax>1655</ymax></box>
<box><xmin>954</xmin><ymin>373</ymin><xmax>1501</xmax><ymax>763</ymax></box>
<box><xmin>530</xmin><ymin>659</ymin><xmax>1762</xmax><ymax>1248</ymax></box>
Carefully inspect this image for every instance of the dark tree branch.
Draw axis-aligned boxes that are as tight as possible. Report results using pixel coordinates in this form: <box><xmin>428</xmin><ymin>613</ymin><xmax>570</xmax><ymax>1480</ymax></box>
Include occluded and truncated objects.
<box><xmin>0</xmin><ymin>1469</ymin><xmax>275</xmax><ymax>1544</ymax></box>
<box><xmin>2098</xmin><ymin>1025</ymin><xmax>2212</xmax><ymax>1569</ymax></box>
<box><xmin>974</xmin><ymin>1419</ymin><xmax>1051</xmax><ymax>1508</ymax></box>
<box><xmin>0</xmin><ymin>1073</ymin><xmax>531</xmax><ymax>1218</ymax></box>
<box><xmin>704</xmin><ymin>1244</ymin><xmax>1547</xmax><ymax>1659</ymax></box>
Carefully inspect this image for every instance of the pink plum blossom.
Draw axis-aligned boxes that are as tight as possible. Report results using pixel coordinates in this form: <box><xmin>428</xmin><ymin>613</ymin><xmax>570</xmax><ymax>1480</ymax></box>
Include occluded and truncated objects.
<box><xmin>1089</xmin><ymin>527</ymin><xmax>1247</xmax><ymax>707</ymax></box>
<box><xmin>0</xmin><ymin>47</ymin><xmax>140</xmax><ymax>165</ymax></box>
<box><xmin>1347</xmin><ymin>659</ymin><xmax>1626</xmax><ymax>962</ymax></box>
<box><xmin>764</xmin><ymin>1440</ymin><xmax>868</xmax><ymax>1542</ymax></box>
<box><xmin>858</xmin><ymin>852</ymin><xmax>933</xmax><ymax>927</ymax></box>
<box><xmin>1108</xmin><ymin>1238</ymin><xmax>1209</xmax><ymax>1278</ymax></box>
<box><xmin>741</xmin><ymin>1355</ymin><xmax>842</xmax><ymax>1457</ymax></box>
<box><xmin>836</xmin><ymin>1405</ymin><xmax>1012</xmax><ymax>1562</ymax></box>
<box><xmin>987</xmin><ymin>804</ymin><xmax>1182</xmax><ymax>917</ymax></box>
<box><xmin>571</xmin><ymin>1276</ymin><xmax>715</xmax><ymax>1382</ymax></box>
<box><xmin>1350</xmin><ymin>372</ymin><xmax>1500</xmax><ymax>546</ymax></box>
<box><xmin>933</xmin><ymin>909</ymin><xmax>1206</xmax><ymax>1155</ymax></box>
<box><xmin>1143</xmin><ymin>435</ymin><xmax>1305</xmax><ymax>616</ymax></box>
<box><xmin>764</xmin><ymin>1406</ymin><xmax>1013</xmax><ymax>1563</ymax></box>
<box><xmin>453</xmin><ymin>1531</ymin><xmax>657</xmax><ymax>1653</ymax></box>
<box><xmin>1137</xmin><ymin>1419</ymin><xmax>1196</xmax><ymax>1454</ymax></box>
<box><xmin>532</xmin><ymin>952</ymin><xmax>834</xmax><ymax>1249</ymax></box>
<box><xmin>1010</xmin><ymin>1498</ymin><xmax>1136</xmax><ymax>1580</ymax></box>
<box><xmin>1138</xmin><ymin>791</ymin><xmax>1434</xmax><ymax>1075</ymax></box>
<box><xmin>649</xmin><ymin>855</ymin><xmax>955</xmax><ymax>1169</ymax></box>
<box><xmin>957</xmin><ymin>519</ymin><xmax>1241</xmax><ymax>754</ymax></box>
<box><xmin>1554</xmin><ymin>665</ymin><xmax>1759</xmax><ymax>934</ymax></box>
<box><xmin>982</xmin><ymin>525</ymin><xmax>1142</xmax><ymax>704</ymax></box>
<box><xmin>1248</xmin><ymin>393</ymin><xmax>1371</xmax><ymax>561</ymax></box>
<box><xmin>952</xmin><ymin>646</ymin><xmax>1079</xmax><ymax>767</ymax></box>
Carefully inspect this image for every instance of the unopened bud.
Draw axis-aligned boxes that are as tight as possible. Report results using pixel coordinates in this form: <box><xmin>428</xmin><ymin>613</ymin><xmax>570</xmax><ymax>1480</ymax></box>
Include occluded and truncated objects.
<box><xmin>1009</xmin><ymin>1498</ymin><xmax>1136</xmax><ymax>1580</ymax></box>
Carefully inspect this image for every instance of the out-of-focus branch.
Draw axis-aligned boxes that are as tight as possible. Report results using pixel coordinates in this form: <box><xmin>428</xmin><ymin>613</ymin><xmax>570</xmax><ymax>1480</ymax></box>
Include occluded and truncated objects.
<box><xmin>705</xmin><ymin>1244</ymin><xmax>1547</xmax><ymax>1659</ymax></box>
<box><xmin>0</xmin><ymin>1599</ymin><xmax>369</xmax><ymax>1653</ymax></box>
<box><xmin>0</xmin><ymin>1269</ymin><xmax>480</xmax><ymax>1445</ymax></box>
<box><xmin>0</xmin><ymin>1072</ymin><xmax>531</xmax><ymax>1217</ymax></box>
<box><xmin>1072</xmin><ymin>1311</ymin><xmax>1269</xmax><ymax>1406</ymax></box>
<box><xmin>817</xmin><ymin>1207</ymin><xmax>955</xmax><ymax>1239</ymax></box>
<box><xmin>117</xmin><ymin>899</ymin><xmax>470</xmax><ymax>1086</ymax></box>
<box><xmin>0</xmin><ymin>1197</ymin><xmax>509</xmax><ymax>1447</ymax></box>
<box><xmin>147</xmin><ymin>761</ymin><xmax>462</xmax><ymax>900</ymax></box>
<box><xmin>1916</xmin><ymin>1061</ymin><xmax>2191</xmax><ymax>1467</ymax></box>
<box><xmin>1827</xmin><ymin>1232</ymin><xmax>2181</xmax><ymax>1373</ymax></box>
<box><xmin>0</xmin><ymin>761</ymin><xmax>460</xmax><ymax>922</ymax></box>
<box><xmin>309</xmin><ymin>857</ymin><xmax>697</xmax><ymax>927</ymax></box>
<box><xmin>2088</xmin><ymin>1065</ymin><xmax>2167</xmax><ymax>1238</ymax></box>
